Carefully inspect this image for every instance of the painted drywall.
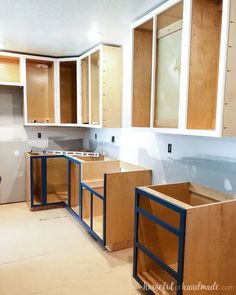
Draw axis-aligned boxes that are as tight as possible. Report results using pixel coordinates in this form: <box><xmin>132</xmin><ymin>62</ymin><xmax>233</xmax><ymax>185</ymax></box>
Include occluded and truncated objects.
<box><xmin>85</xmin><ymin>35</ymin><xmax>236</xmax><ymax>196</ymax></box>
<box><xmin>0</xmin><ymin>86</ymin><xmax>86</xmax><ymax>204</ymax></box>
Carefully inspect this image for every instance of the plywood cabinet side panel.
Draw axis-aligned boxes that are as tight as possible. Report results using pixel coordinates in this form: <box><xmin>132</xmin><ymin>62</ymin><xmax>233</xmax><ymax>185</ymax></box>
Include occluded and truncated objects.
<box><xmin>60</xmin><ymin>61</ymin><xmax>77</xmax><ymax>124</ymax></box>
<box><xmin>25</xmin><ymin>153</ymin><xmax>31</xmax><ymax>207</ymax></box>
<box><xmin>105</xmin><ymin>170</ymin><xmax>152</xmax><ymax>251</ymax></box>
<box><xmin>187</xmin><ymin>0</ymin><xmax>222</xmax><ymax>130</ymax></box>
<box><xmin>183</xmin><ymin>200</ymin><xmax>236</xmax><ymax>294</ymax></box>
<box><xmin>81</xmin><ymin>161</ymin><xmax>120</xmax><ymax>182</ymax></box>
<box><xmin>70</xmin><ymin>162</ymin><xmax>80</xmax><ymax>208</ymax></box>
<box><xmin>132</xmin><ymin>29</ymin><xmax>152</xmax><ymax>127</ymax></box>
<box><xmin>91</xmin><ymin>51</ymin><xmax>100</xmax><ymax>125</ymax></box>
<box><xmin>102</xmin><ymin>46</ymin><xmax>122</xmax><ymax>128</ymax></box>
<box><xmin>0</xmin><ymin>56</ymin><xmax>21</xmax><ymax>83</ymax></box>
<box><xmin>81</xmin><ymin>58</ymin><xmax>89</xmax><ymax>124</ymax></box>
<box><xmin>223</xmin><ymin>0</ymin><xmax>236</xmax><ymax>136</ymax></box>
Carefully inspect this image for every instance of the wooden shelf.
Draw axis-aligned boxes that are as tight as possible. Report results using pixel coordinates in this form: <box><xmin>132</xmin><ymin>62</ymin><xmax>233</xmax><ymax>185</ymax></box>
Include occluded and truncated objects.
<box><xmin>60</xmin><ymin>60</ymin><xmax>77</xmax><ymax>124</ymax></box>
<box><xmin>26</xmin><ymin>59</ymin><xmax>55</xmax><ymax>124</ymax></box>
<box><xmin>0</xmin><ymin>56</ymin><xmax>21</xmax><ymax>84</ymax></box>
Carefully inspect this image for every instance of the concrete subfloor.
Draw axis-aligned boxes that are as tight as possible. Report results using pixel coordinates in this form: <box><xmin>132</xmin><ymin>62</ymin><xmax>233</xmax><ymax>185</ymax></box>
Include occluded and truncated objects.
<box><xmin>0</xmin><ymin>202</ymin><xmax>144</xmax><ymax>295</ymax></box>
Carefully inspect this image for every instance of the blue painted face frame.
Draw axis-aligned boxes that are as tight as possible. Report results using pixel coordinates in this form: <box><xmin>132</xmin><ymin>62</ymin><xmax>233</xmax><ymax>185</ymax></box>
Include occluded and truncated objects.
<box><xmin>133</xmin><ymin>187</ymin><xmax>187</xmax><ymax>295</ymax></box>
<box><xmin>30</xmin><ymin>155</ymin><xmax>107</xmax><ymax>248</ymax></box>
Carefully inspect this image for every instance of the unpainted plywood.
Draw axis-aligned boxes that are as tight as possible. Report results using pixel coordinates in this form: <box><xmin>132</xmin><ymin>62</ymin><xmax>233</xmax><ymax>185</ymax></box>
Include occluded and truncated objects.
<box><xmin>60</xmin><ymin>61</ymin><xmax>77</xmax><ymax>124</ymax></box>
<box><xmin>187</xmin><ymin>0</ymin><xmax>222</xmax><ymax>130</ymax></box>
<box><xmin>90</xmin><ymin>51</ymin><xmax>100</xmax><ymax>125</ymax></box>
<box><xmin>26</xmin><ymin>59</ymin><xmax>55</xmax><ymax>123</ymax></box>
<box><xmin>81</xmin><ymin>57</ymin><xmax>89</xmax><ymax>124</ymax></box>
<box><xmin>0</xmin><ymin>56</ymin><xmax>20</xmax><ymax>83</ymax></box>
<box><xmin>223</xmin><ymin>0</ymin><xmax>236</xmax><ymax>136</ymax></box>
<box><xmin>105</xmin><ymin>170</ymin><xmax>152</xmax><ymax>251</ymax></box>
<box><xmin>102</xmin><ymin>45</ymin><xmax>122</xmax><ymax>128</ymax></box>
<box><xmin>132</xmin><ymin>19</ymin><xmax>153</xmax><ymax>127</ymax></box>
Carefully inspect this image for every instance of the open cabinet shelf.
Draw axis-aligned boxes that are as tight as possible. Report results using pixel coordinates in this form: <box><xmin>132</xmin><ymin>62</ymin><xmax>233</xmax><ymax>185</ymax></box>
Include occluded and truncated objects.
<box><xmin>0</xmin><ymin>55</ymin><xmax>21</xmax><ymax>85</ymax></box>
<box><xmin>26</xmin><ymin>58</ymin><xmax>55</xmax><ymax>124</ymax></box>
<box><xmin>59</xmin><ymin>60</ymin><xmax>77</xmax><ymax>124</ymax></box>
<box><xmin>79</xmin><ymin>44</ymin><xmax>122</xmax><ymax>128</ymax></box>
<box><xmin>134</xmin><ymin>182</ymin><xmax>236</xmax><ymax>294</ymax></box>
<box><xmin>131</xmin><ymin>0</ymin><xmax>236</xmax><ymax>137</ymax></box>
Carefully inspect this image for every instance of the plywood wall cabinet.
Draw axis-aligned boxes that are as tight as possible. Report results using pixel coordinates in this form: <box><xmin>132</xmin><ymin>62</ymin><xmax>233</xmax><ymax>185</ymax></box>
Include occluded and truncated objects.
<box><xmin>78</xmin><ymin>44</ymin><xmax>123</xmax><ymax>128</ymax></box>
<box><xmin>131</xmin><ymin>0</ymin><xmax>236</xmax><ymax>137</ymax></box>
<box><xmin>0</xmin><ymin>52</ymin><xmax>24</xmax><ymax>86</ymax></box>
<box><xmin>134</xmin><ymin>182</ymin><xmax>236</xmax><ymax>294</ymax></box>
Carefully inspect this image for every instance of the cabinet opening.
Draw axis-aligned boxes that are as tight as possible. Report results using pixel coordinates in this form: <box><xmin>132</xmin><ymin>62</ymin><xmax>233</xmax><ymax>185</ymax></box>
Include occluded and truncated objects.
<box><xmin>91</xmin><ymin>51</ymin><xmax>100</xmax><ymax>125</ymax></box>
<box><xmin>137</xmin><ymin>249</ymin><xmax>177</xmax><ymax>295</ymax></box>
<box><xmin>47</xmin><ymin>157</ymin><xmax>68</xmax><ymax>204</ymax></box>
<box><xmin>32</xmin><ymin>158</ymin><xmax>42</xmax><ymax>205</ymax></box>
<box><xmin>187</xmin><ymin>0</ymin><xmax>222</xmax><ymax>130</ymax></box>
<box><xmin>0</xmin><ymin>56</ymin><xmax>20</xmax><ymax>83</ymax></box>
<box><xmin>148</xmin><ymin>182</ymin><xmax>231</xmax><ymax>207</ymax></box>
<box><xmin>60</xmin><ymin>61</ymin><xmax>77</xmax><ymax>124</ymax></box>
<box><xmin>26</xmin><ymin>59</ymin><xmax>55</xmax><ymax>123</ymax></box>
<box><xmin>70</xmin><ymin>162</ymin><xmax>80</xmax><ymax>215</ymax></box>
<box><xmin>132</xmin><ymin>19</ymin><xmax>153</xmax><ymax>127</ymax></box>
<box><xmin>81</xmin><ymin>57</ymin><xmax>89</xmax><ymax>124</ymax></box>
<box><xmin>154</xmin><ymin>2</ymin><xmax>183</xmax><ymax>128</ymax></box>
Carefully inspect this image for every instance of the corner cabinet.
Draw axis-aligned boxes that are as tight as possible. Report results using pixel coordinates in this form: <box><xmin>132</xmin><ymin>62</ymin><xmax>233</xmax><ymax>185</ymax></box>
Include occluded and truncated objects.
<box><xmin>79</xmin><ymin>44</ymin><xmax>123</xmax><ymax>128</ymax></box>
<box><xmin>131</xmin><ymin>0</ymin><xmax>236</xmax><ymax>137</ymax></box>
<box><xmin>0</xmin><ymin>44</ymin><xmax>122</xmax><ymax>128</ymax></box>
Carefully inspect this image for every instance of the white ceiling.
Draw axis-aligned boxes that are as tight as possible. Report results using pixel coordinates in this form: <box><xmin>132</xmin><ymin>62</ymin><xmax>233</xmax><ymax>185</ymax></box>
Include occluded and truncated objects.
<box><xmin>0</xmin><ymin>0</ymin><xmax>165</xmax><ymax>57</ymax></box>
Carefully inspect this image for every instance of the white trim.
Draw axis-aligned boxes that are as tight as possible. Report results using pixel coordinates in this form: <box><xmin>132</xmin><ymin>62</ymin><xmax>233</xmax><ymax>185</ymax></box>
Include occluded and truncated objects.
<box><xmin>88</xmin><ymin>55</ymin><xmax>92</xmax><ymax>124</ymax></box>
<box><xmin>130</xmin><ymin>26</ymin><xmax>135</xmax><ymax>127</ymax></box>
<box><xmin>131</xmin><ymin>0</ymin><xmax>183</xmax><ymax>29</ymax></box>
<box><xmin>178</xmin><ymin>0</ymin><xmax>192</xmax><ymax>130</ymax></box>
<box><xmin>215</xmin><ymin>0</ymin><xmax>231</xmax><ymax>137</ymax></box>
<box><xmin>150</xmin><ymin>16</ymin><xmax>157</xmax><ymax>128</ymax></box>
<box><xmin>0</xmin><ymin>82</ymin><xmax>23</xmax><ymax>87</ymax></box>
<box><xmin>99</xmin><ymin>46</ymin><xmax>103</xmax><ymax>127</ymax></box>
<box><xmin>77</xmin><ymin>59</ymin><xmax>82</xmax><ymax>125</ymax></box>
<box><xmin>54</xmin><ymin>59</ymin><xmax>60</xmax><ymax>124</ymax></box>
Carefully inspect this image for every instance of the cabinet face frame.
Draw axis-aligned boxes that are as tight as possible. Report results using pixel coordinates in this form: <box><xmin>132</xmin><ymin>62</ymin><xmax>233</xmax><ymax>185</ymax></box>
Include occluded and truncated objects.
<box><xmin>23</xmin><ymin>55</ymin><xmax>57</xmax><ymax>126</ymax></box>
<box><xmin>131</xmin><ymin>0</ymin><xmax>231</xmax><ymax>137</ymax></box>
<box><xmin>0</xmin><ymin>52</ymin><xmax>25</xmax><ymax>86</ymax></box>
<box><xmin>57</xmin><ymin>57</ymin><xmax>80</xmax><ymax>126</ymax></box>
<box><xmin>78</xmin><ymin>44</ymin><xmax>103</xmax><ymax>128</ymax></box>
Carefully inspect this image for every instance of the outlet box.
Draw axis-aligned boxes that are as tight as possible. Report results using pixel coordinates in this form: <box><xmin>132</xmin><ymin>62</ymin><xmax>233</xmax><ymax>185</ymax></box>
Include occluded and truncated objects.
<box><xmin>111</xmin><ymin>136</ymin><xmax>115</xmax><ymax>143</ymax></box>
<box><xmin>95</xmin><ymin>133</ymin><xmax>97</xmax><ymax>140</ymax></box>
<box><xmin>168</xmin><ymin>144</ymin><xmax>172</xmax><ymax>153</ymax></box>
<box><xmin>38</xmin><ymin>133</ymin><xmax>42</xmax><ymax>139</ymax></box>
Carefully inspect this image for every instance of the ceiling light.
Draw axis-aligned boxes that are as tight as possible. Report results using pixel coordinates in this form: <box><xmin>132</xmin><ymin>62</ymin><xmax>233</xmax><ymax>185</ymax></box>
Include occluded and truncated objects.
<box><xmin>88</xmin><ymin>31</ymin><xmax>102</xmax><ymax>41</ymax></box>
<box><xmin>0</xmin><ymin>40</ymin><xmax>6</xmax><ymax>49</ymax></box>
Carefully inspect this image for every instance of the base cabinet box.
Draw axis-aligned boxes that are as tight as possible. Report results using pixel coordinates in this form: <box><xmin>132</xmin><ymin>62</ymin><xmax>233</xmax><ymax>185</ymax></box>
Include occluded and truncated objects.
<box><xmin>133</xmin><ymin>182</ymin><xmax>236</xmax><ymax>294</ymax></box>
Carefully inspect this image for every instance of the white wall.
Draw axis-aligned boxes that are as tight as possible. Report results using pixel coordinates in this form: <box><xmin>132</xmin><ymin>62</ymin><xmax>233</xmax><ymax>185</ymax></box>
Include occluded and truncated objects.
<box><xmin>0</xmin><ymin>86</ymin><xmax>86</xmax><ymax>204</ymax></box>
<box><xmin>85</xmin><ymin>33</ymin><xmax>236</xmax><ymax>195</ymax></box>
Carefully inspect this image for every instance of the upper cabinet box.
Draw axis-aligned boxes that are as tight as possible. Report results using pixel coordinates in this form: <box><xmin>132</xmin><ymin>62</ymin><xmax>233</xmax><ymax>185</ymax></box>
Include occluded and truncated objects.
<box><xmin>59</xmin><ymin>59</ymin><xmax>78</xmax><ymax>125</ymax></box>
<box><xmin>25</xmin><ymin>58</ymin><xmax>56</xmax><ymax>124</ymax></box>
<box><xmin>79</xmin><ymin>44</ymin><xmax>123</xmax><ymax>128</ymax></box>
<box><xmin>0</xmin><ymin>54</ymin><xmax>23</xmax><ymax>86</ymax></box>
<box><xmin>131</xmin><ymin>0</ymin><xmax>236</xmax><ymax>137</ymax></box>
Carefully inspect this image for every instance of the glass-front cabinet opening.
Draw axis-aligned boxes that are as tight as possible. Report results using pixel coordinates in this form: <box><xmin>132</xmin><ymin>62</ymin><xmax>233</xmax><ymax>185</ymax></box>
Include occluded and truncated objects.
<box><xmin>154</xmin><ymin>1</ymin><xmax>183</xmax><ymax>129</ymax></box>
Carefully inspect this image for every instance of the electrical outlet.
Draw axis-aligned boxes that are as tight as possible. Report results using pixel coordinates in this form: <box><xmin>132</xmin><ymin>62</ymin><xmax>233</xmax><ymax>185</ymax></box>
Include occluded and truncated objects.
<box><xmin>111</xmin><ymin>136</ymin><xmax>115</xmax><ymax>143</ymax></box>
<box><xmin>95</xmin><ymin>133</ymin><xmax>97</xmax><ymax>140</ymax></box>
<box><xmin>38</xmin><ymin>133</ymin><xmax>42</xmax><ymax>139</ymax></box>
<box><xmin>168</xmin><ymin>144</ymin><xmax>172</xmax><ymax>153</ymax></box>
